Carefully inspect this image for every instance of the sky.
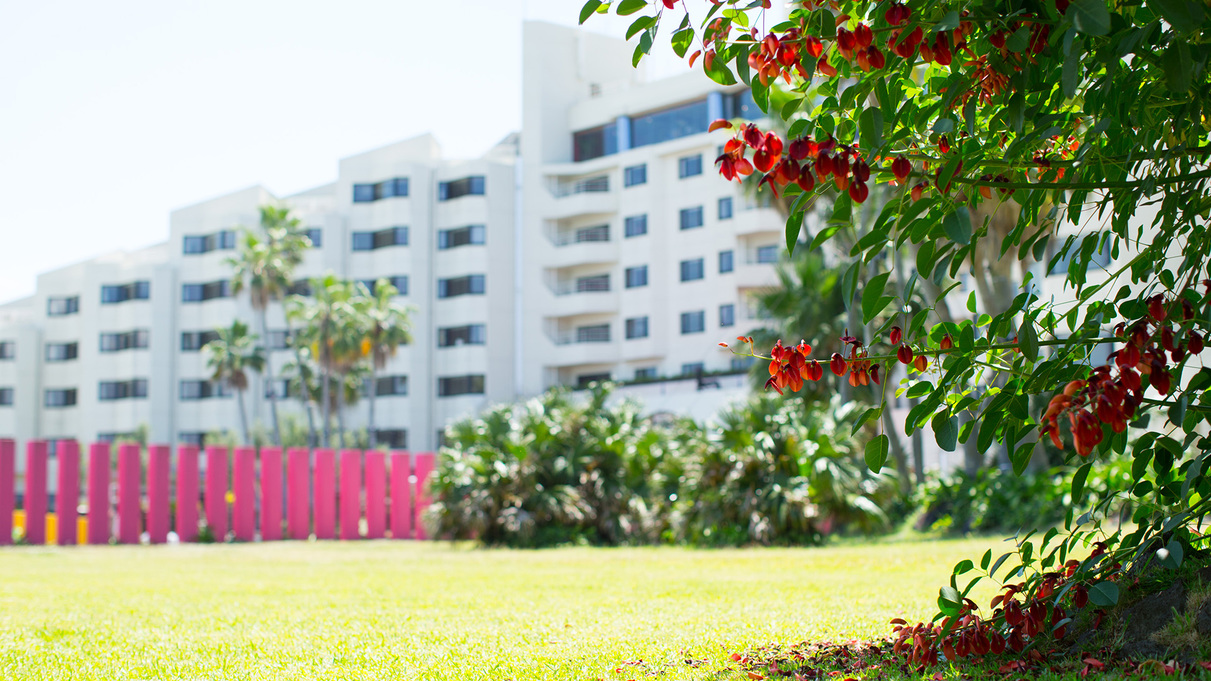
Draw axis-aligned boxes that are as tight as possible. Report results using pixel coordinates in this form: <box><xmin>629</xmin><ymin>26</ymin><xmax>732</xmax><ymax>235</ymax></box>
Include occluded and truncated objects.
<box><xmin>0</xmin><ymin>1</ymin><xmax>686</xmax><ymax>304</ymax></box>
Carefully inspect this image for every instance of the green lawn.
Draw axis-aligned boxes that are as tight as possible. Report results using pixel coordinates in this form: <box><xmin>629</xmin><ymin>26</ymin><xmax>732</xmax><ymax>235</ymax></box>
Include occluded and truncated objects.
<box><xmin>0</xmin><ymin>538</ymin><xmax>1006</xmax><ymax>680</ymax></box>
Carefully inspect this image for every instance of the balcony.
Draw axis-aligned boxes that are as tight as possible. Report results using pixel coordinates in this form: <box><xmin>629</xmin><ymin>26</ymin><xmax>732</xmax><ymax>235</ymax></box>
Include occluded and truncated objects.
<box><xmin>545</xmin><ymin>175</ymin><xmax>617</xmax><ymax>219</ymax></box>
<box><xmin>546</xmin><ymin>326</ymin><xmax>619</xmax><ymax>367</ymax></box>
<box><xmin>547</xmin><ymin>277</ymin><xmax>618</xmax><ymax>317</ymax></box>
<box><xmin>734</xmin><ymin>261</ymin><xmax>780</xmax><ymax>289</ymax></box>
<box><xmin>546</xmin><ymin>224</ymin><xmax>619</xmax><ymax>267</ymax></box>
<box><xmin>732</xmin><ymin>205</ymin><xmax>785</xmax><ymax>236</ymax></box>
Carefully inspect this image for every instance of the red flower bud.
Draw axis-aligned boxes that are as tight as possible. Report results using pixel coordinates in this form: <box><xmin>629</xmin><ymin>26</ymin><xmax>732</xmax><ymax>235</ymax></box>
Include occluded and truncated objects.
<box><xmin>830</xmin><ymin>352</ymin><xmax>847</xmax><ymax>376</ymax></box>
<box><xmin>892</xmin><ymin>157</ymin><xmax>911</xmax><ymax>182</ymax></box>
<box><xmin>913</xmin><ymin>354</ymin><xmax>929</xmax><ymax>372</ymax></box>
<box><xmin>890</xmin><ymin>326</ymin><xmax>902</xmax><ymax>345</ymax></box>
<box><xmin>897</xmin><ymin>345</ymin><xmax>913</xmax><ymax>365</ymax></box>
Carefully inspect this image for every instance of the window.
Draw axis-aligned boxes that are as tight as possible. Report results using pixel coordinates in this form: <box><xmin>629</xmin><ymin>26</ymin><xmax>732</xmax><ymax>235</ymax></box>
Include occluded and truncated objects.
<box><xmin>731</xmin><ymin>356</ymin><xmax>756</xmax><ymax>371</ymax></box>
<box><xmin>100</xmin><ymin>330</ymin><xmax>149</xmax><ymax>353</ymax></box>
<box><xmin>625</xmin><ymin>266</ymin><xmax>648</xmax><ymax>289</ymax></box>
<box><xmin>681</xmin><ymin>362</ymin><xmax>705</xmax><ymax>376</ymax></box>
<box><xmin>438</xmin><ymin>224</ymin><xmax>486</xmax><ymax>249</ymax></box>
<box><xmin>44</xmin><ymin>389</ymin><xmax>77</xmax><ymax>408</ymax></box>
<box><xmin>438</xmin><ymin>375</ymin><xmax>485</xmax><ymax>397</ymax></box>
<box><xmin>264</xmin><ymin>379</ymin><xmax>291</xmax><ymax>399</ymax></box>
<box><xmin>576</xmin><ymin>274</ymin><xmax>610</xmax><ymax>292</ymax></box>
<box><xmin>624</xmin><ymin>164</ymin><xmax>647</xmax><ymax>187</ymax></box>
<box><xmin>573</xmin><ymin>124</ymin><xmax>618</xmax><ymax>162</ymax></box>
<box><xmin>438</xmin><ymin>176</ymin><xmax>485</xmax><ymax>201</ymax></box>
<box><xmin>47</xmin><ymin>296</ymin><xmax>79</xmax><ymax>317</ymax></box>
<box><xmin>718</xmin><ymin>197</ymin><xmax>734</xmax><ymax>220</ymax></box>
<box><xmin>178</xmin><ymin>432</ymin><xmax>206</xmax><ymax>446</ymax></box>
<box><xmin>625</xmin><ymin>316</ymin><xmax>649</xmax><ymax>339</ymax></box>
<box><xmin>287</xmin><ymin>280</ymin><xmax>312</xmax><ymax>296</ymax></box>
<box><xmin>624</xmin><ymin>215</ymin><xmax>648</xmax><ymax>238</ymax></box>
<box><xmin>376</xmin><ymin>429</ymin><xmax>408</xmax><ymax>449</ymax></box>
<box><xmin>719</xmin><ymin>250</ymin><xmax>735</xmax><ymax>273</ymax></box>
<box><xmin>681</xmin><ymin>311</ymin><xmax>706</xmax><ymax>334</ymax></box>
<box><xmin>183</xmin><ymin>230</ymin><xmax>236</xmax><ymax>255</ymax></box>
<box><xmin>181</xmin><ymin>330</ymin><xmax>221</xmax><ymax>352</ymax></box>
<box><xmin>179</xmin><ymin>380</ymin><xmax>232</xmax><ymax>401</ymax></box>
<box><xmin>576</xmin><ymin>373</ymin><xmax>611</xmax><ymax>389</ymax></box>
<box><xmin>630</xmin><ymin>99</ymin><xmax>708</xmax><ymax>148</ymax></box>
<box><xmin>45</xmin><ymin>342</ymin><xmax>78</xmax><ymax>362</ymax></box>
<box><xmin>576</xmin><ymin>324</ymin><xmax>610</xmax><ymax>343</ymax></box>
<box><xmin>634</xmin><ymin>367</ymin><xmax>657</xmax><ymax>380</ymax></box>
<box><xmin>360</xmin><ymin>276</ymin><xmax>409</xmax><ymax>296</ymax></box>
<box><xmin>181</xmin><ymin>280</ymin><xmax>231</xmax><ymax>303</ymax></box>
<box><xmin>0</xmin><ymin>341</ymin><xmax>13</xmax><ymax>360</ymax></box>
<box><xmin>352</xmin><ymin>226</ymin><xmax>409</xmax><ymax>251</ymax></box>
<box><xmin>680</xmin><ymin>258</ymin><xmax>705</xmax><ymax>282</ymax></box>
<box><xmin>437</xmin><ymin>275</ymin><xmax>485</xmax><ymax>299</ymax></box>
<box><xmin>266</xmin><ymin>330</ymin><xmax>290</xmax><ymax>351</ymax></box>
<box><xmin>0</xmin><ymin>388</ymin><xmax>12</xmax><ymax>406</ymax></box>
<box><xmin>353</xmin><ymin>177</ymin><xmax>409</xmax><ymax>203</ymax></box>
<box><xmin>101</xmin><ymin>281</ymin><xmax>150</xmax><ymax>304</ymax></box>
<box><xmin>678</xmin><ymin>154</ymin><xmax>703</xmax><ymax>178</ymax></box>
<box><xmin>371</xmin><ymin>375</ymin><xmax>408</xmax><ymax>396</ymax></box>
<box><xmin>679</xmin><ymin>206</ymin><xmax>704</xmax><ymax>230</ymax></box>
<box><xmin>756</xmin><ymin>245</ymin><xmax>779</xmax><ymax>264</ymax></box>
<box><xmin>98</xmin><ymin>379</ymin><xmax>148</xmax><ymax>401</ymax></box>
<box><xmin>719</xmin><ymin>304</ymin><xmax>736</xmax><ymax>328</ymax></box>
<box><xmin>303</xmin><ymin>228</ymin><xmax>322</xmax><ymax>247</ymax></box>
<box><xmin>438</xmin><ymin>324</ymin><xmax>486</xmax><ymax>347</ymax></box>
<box><xmin>722</xmin><ymin>90</ymin><xmax>760</xmax><ymax>120</ymax></box>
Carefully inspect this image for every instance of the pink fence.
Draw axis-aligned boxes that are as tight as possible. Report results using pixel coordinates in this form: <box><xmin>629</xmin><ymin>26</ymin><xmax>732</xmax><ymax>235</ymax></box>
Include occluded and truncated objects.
<box><xmin>0</xmin><ymin>439</ymin><xmax>437</xmax><ymax>545</ymax></box>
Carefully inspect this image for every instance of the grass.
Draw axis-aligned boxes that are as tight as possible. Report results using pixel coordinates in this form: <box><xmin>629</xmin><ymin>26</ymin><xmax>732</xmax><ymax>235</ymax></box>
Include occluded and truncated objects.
<box><xmin>0</xmin><ymin>537</ymin><xmax>1039</xmax><ymax>680</ymax></box>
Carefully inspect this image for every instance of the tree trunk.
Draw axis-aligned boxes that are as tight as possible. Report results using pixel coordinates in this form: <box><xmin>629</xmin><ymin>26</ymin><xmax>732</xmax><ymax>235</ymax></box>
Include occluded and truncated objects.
<box><xmin>335</xmin><ymin>377</ymin><xmax>347</xmax><ymax>448</ymax></box>
<box><xmin>881</xmin><ymin>406</ymin><xmax>913</xmax><ymax>496</ymax></box>
<box><xmin>320</xmin><ymin>363</ymin><xmax>331</xmax><ymax>448</ymax></box>
<box><xmin>237</xmin><ymin>388</ymin><xmax>251</xmax><ymax>446</ymax></box>
<box><xmin>261</xmin><ymin>307</ymin><xmax>282</xmax><ymax>446</ymax></box>
<box><xmin>368</xmin><ymin>363</ymin><xmax>378</xmax><ymax>449</ymax></box>
<box><xmin>286</xmin><ymin>320</ymin><xmax>317</xmax><ymax>448</ymax></box>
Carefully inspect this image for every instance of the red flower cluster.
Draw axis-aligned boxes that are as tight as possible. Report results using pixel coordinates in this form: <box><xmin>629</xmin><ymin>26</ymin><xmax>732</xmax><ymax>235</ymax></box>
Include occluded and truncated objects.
<box><xmin>748</xmin><ymin>29</ymin><xmax>812</xmax><ymax>86</ymax></box>
<box><xmin>713</xmin><ymin>122</ymin><xmax>875</xmax><ymax>202</ymax></box>
<box><xmin>765</xmin><ymin>339</ymin><xmax>821</xmax><ymax>394</ymax></box>
<box><xmin>892</xmin><ymin>558</ymin><xmax>1094</xmax><ymax>670</ymax></box>
<box><xmin>1041</xmin><ymin>293</ymin><xmax>1196</xmax><ymax>457</ymax></box>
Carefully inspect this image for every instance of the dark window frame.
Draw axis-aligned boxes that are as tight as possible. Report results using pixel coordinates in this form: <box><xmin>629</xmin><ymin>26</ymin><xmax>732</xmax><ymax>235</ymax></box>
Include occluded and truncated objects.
<box><xmin>438</xmin><ymin>176</ymin><xmax>486</xmax><ymax>201</ymax></box>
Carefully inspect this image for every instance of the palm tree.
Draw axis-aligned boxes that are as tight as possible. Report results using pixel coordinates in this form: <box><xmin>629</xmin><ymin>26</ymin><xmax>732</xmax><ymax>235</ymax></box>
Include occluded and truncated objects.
<box><xmin>203</xmin><ymin>320</ymin><xmax>266</xmax><ymax>445</ymax></box>
<box><xmin>356</xmin><ymin>279</ymin><xmax>413</xmax><ymax>449</ymax></box>
<box><xmin>227</xmin><ymin>205</ymin><xmax>310</xmax><ymax>446</ymax></box>
<box><xmin>288</xmin><ymin>274</ymin><xmax>362</xmax><ymax>447</ymax></box>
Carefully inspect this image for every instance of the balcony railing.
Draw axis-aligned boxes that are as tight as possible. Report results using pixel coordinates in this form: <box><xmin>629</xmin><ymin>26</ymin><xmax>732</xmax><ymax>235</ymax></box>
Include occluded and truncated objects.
<box><xmin>553</xmin><ymin>225</ymin><xmax>610</xmax><ymax>246</ymax></box>
<box><xmin>550</xmin><ymin>175</ymin><xmax>610</xmax><ymax>198</ymax></box>
<box><xmin>553</xmin><ymin>275</ymin><xmax>611</xmax><ymax>295</ymax></box>
<box><xmin>553</xmin><ymin>326</ymin><xmax>612</xmax><ymax>345</ymax></box>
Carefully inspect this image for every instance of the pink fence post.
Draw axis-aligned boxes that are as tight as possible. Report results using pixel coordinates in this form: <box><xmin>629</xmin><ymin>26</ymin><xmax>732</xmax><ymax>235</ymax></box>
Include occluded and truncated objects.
<box><xmin>117</xmin><ymin>443</ymin><xmax>142</xmax><ymax>544</ymax></box>
<box><xmin>313</xmin><ymin>449</ymin><xmax>335</xmax><ymax>540</ymax></box>
<box><xmin>339</xmin><ymin>449</ymin><xmax>362</xmax><ymax>540</ymax></box>
<box><xmin>0</xmin><ymin>440</ymin><xmax>14</xmax><ymax>545</ymax></box>
<box><xmin>87</xmin><ymin>442</ymin><xmax>111</xmax><ymax>545</ymax></box>
<box><xmin>56</xmin><ymin>440</ymin><xmax>80</xmax><ymax>546</ymax></box>
<box><xmin>175</xmin><ymin>444</ymin><xmax>199</xmax><ymax>542</ymax></box>
<box><xmin>390</xmin><ymin>451</ymin><xmax>412</xmax><ymax>540</ymax></box>
<box><xmin>413</xmin><ymin>452</ymin><xmax>435</xmax><ymax>541</ymax></box>
<box><xmin>205</xmin><ymin>445</ymin><xmax>229</xmax><ymax>541</ymax></box>
<box><xmin>232</xmin><ymin>446</ymin><xmax>255</xmax><ymax>542</ymax></box>
<box><xmin>146</xmin><ymin>445</ymin><xmax>170</xmax><ymax>544</ymax></box>
<box><xmin>364</xmin><ymin>450</ymin><xmax>386</xmax><ymax>540</ymax></box>
<box><xmin>260</xmin><ymin>447</ymin><xmax>282</xmax><ymax>542</ymax></box>
<box><xmin>286</xmin><ymin>448</ymin><xmax>309</xmax><ymax>540</ymax></box>
<box><xmin>24</xmin><ymin>440</ymin><xmax>48</xmax><ymax>545</ymax></box>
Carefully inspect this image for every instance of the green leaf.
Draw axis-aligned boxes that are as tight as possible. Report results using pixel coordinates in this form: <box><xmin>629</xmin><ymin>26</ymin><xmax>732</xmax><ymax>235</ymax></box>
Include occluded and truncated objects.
<box><xmin>1070</xmin><ymin>0</ymin><xmax>1111</xmax><ymax>35</ymax></box>
<box><xmin>1161</xmin><ymin>539</ymin><xmax>1184</xmax><ymax>569</ymax></box>
<box><xmin>1062</xmin><ymin>40</ymin><xmax>1082</xmax><ymax>98</ymax></box>
<box><xmin>1087</xmin><ymin>581</ymin><xmax>1120</xmax><ymax>607</ymax></box>
<box><xmin>703</xmin><ymin>52</ymin><xmax>737</xmax><ymax>85</ymax></box>
<box><xmin>671</xmin><ymin>27</ymin><xmax>695</xmax><ymax>57</ymax></box>
<box><xmin>933</xmin><ymin>10</ymin><xmax>960</xmax><ymax>32</ymax></box>
<box><xmin>1148</xmin><ymin>0</ymin><xmax>1205</xmax><ymax>34</ymax></box>
<box><xmin>579</xmin><ymin>0</ymin><xmax>603</xmax><ymax>24</ymax></box>
<box><xmin>1019</xmin><ymin>319</ymin><xmax>1039</xmax><ymax>362</ymax></box>
<box><xmin>631</xmin><ymin>30</ymin><xmax>654</xmax><ymax>67</ymax></box>
<box><xmin>859</xmin><ymin>107</ymin><xmax>884</xmax><ymax>153</ymax></box>
<box><xmin>1071</xmin><ymin>462</ymin><xmax>1092</xmax><ymax>502</ymax></box>
<box><xmin>932</xmin><ymin>117</ymin><xmax>956</xmax><ymax>134</ymax></box>
<box><xmin>933</xmin><ymin>413</ymin><xmax>958</xmax><ymax>452</ymax></box>
<box><xmin>906</xmin><ymin>381</ymin><xmax>933</xmax><ymax>399</ymax></box>
<box><xmin>1164</xmin><ymin>42</ymin><xmax>1193</xmax><ymax>92</ymax></box>
<box><xmin>616</xmin><ymin>0</ymin><xmax>647</xmax><ymax>15</ymax></box>
<box><xmin>989</xmin><ymin>552</ymin><xmax>1011</xmax><ymax>579</ymax></box>
<box><xmin>954</xmin><ymin>559</ymin><xmax>974</xmax><ymax>574</ymax></box>
<box><xmin>853</xmin><ymin>407</ymin><xmax>883</xmax><ymax>437</ymax></box>
<box><xmin>841</xmin><ymin>261</ymin><xmax>861</xmax><ymax>310</ymax></box>
<box><xmin>943</xmin><ymin>208</ymin><xmax>972</xmax><ymax>245</ymax></box>
<box><xmin>1005</xmin><ymin>26</ymin><xmax>1030</xmax><ymax>52</ymax></box>
<box><xmin>980</xmin><ymin>549</ymin><xmax>992</xmax><ymax>571</ymax></box>
<box><xmin>626</xmin><ymin>15</ymin><xmax>656</xmax><ymax>39</ymax></box>
<box><xmin>938</xmin><ymin>585</ymin><xmax>962</xmax><ymax>616</ymax></box>
<box><xmin>1012</xmin><ymin>442</ymin><xmax>1035</xmax><ymax>476</ymax></box>
<box><xmin>865</xmin><ymin>434</ymin><xmax>890</xmax><ymax>473</ymax></box>
<box><xmin>863</xmin><ymin>272</ymin><xmax>892</xmax><ymax>325</ymax></box>
<box><xmin>786</xmin><ymin>211</ymin><xmax>804</xmax><ymax>257</ymax></box>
